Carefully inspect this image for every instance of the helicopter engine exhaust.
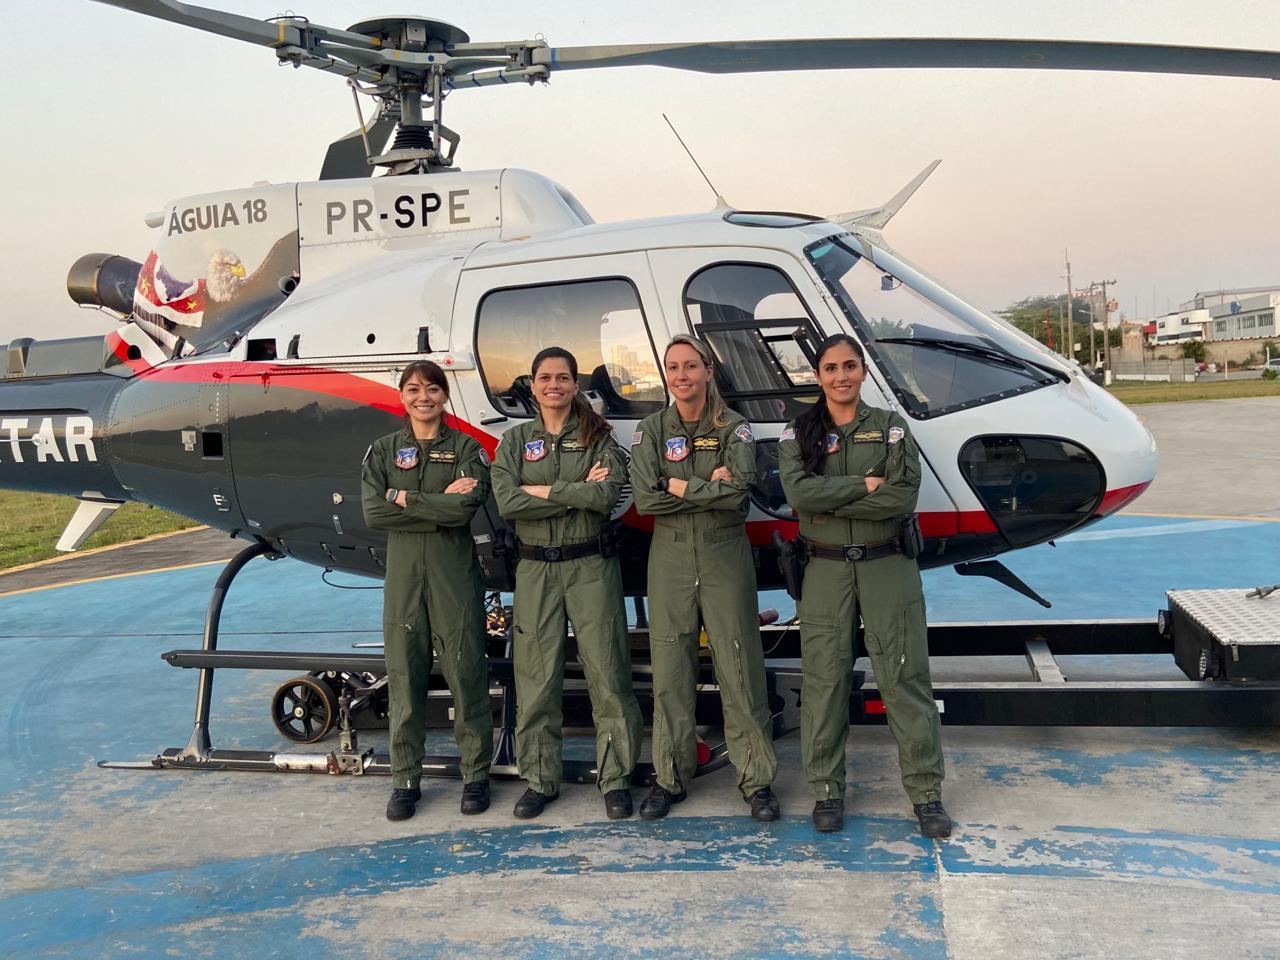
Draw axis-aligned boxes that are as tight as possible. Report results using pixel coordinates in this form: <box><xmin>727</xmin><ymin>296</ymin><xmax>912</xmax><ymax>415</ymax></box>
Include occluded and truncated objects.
<box><xmin>66</xmin><ymin>253</ymin><xmax>142</xmax><ymax>316</ymax></box>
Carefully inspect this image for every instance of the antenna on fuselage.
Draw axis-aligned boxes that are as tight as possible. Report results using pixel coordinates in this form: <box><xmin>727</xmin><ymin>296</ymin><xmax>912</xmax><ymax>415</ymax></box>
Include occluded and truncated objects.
<box><xmin>662</xmin><ymin>114</ymin><xmax>730</xmax><ymax>209</ymax></box>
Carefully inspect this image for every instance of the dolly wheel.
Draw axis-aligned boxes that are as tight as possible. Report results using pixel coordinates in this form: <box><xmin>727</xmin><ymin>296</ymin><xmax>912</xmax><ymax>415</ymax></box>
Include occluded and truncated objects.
<box><xmin>271</xmin><ymin>675</ymin><xmax>338</xmax><ymax>743</ymax></box>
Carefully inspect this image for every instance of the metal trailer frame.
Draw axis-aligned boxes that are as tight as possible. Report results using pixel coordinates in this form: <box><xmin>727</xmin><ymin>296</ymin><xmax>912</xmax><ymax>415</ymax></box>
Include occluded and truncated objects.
<box><xmin>100</xmin><ymin>544</ymin><xmax>1280</xmax><ymax>777</ymax></box>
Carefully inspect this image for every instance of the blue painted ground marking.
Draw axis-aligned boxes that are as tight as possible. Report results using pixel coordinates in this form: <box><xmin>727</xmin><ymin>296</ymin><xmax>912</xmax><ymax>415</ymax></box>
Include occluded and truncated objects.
<box><xmin>3</xmin><ymin>815</ymin><xmax>1276</xmax><ymax>952</ymax></box>
<box><xmin>0</xmin><ymin>817</ymin><xmax>937</xmax><ymax>951</ymax></box>
<box><xmin>942</xmin><ymin>822</ymin><xmax>1280</xmax><ymax>894</ymax></box>
<box><xmin>955</xmin><ymin>743</ymin><xmax>1280</xmax><ymax>789</ymax></box>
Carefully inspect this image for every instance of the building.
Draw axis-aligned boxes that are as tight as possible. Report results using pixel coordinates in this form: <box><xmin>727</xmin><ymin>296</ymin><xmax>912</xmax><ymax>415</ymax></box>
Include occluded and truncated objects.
<box><xmin>1144</xmin><ymin>286</ymin><xmax>1279</xmax><ymax>347</ymax></box>
<box><xmin>1147</xmin><ymin>308</ymin><xmax>1212</xmax><ymax>345</ymax></box>
<box><xmin>1205</xmin><ymin>291</ymin><xmax>1278</xmax><ymax>342</ymax></box>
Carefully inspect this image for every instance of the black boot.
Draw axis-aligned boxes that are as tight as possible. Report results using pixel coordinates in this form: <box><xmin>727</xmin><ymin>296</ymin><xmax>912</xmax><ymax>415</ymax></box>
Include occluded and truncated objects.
<box><xmin>386</xmin><ymin>786</ymin><xmax>421</xmax><ymax>822</ymax></box>
<box><xmin>460</xmin><ymin>780</ymin><xmax>490</xmax><ymax>815</ymax></box>
<box><xmin>638</xmin><ymin>783</ymin><xmax>685</xmax><ymax>820</ymax></box>
<box><xmin>604</xmin><ymin>789</ymin><xmax>634</xmax><ymax>820</ymax></box>
<box><xmin>812</xmin><ymin>798</ymin><xmax>844</xmax><ymax>833</ymax></box>
<box><xmin>913</xmin><ymin>800</ymin><xmax>952</xmax><ymax>839</ymax></box>
<box><xmin>512</xmin><ymin>787</ymin><xmax>558</xmax><ymax>820</ymax></box>
<box><xmin>747</xmin><ymin>787</ymin><xmax>781</xmax><ymax>823</ymax></box>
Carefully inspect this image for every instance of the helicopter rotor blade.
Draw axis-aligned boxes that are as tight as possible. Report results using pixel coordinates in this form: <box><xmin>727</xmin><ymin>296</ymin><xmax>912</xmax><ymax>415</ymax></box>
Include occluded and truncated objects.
<box><xmin>535</xmin><ymin>37</ymin><xmax>1280</xmax><ymax>81</ymax></box>
<box><xmin>92</xmin><ymin>0</ymin><xmax>305</xmax><ymax>49</ymax></box>
<box><xmin>319</xmin><ymin>103</ymin><xmax>399</xmax><ymax>180</ymax></box>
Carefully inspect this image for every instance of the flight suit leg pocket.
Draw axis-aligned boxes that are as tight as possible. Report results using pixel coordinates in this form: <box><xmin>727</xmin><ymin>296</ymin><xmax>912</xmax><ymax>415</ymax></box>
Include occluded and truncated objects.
<box><xmin>862</xmin><ymin>624</ymin><xmax>900</xmax><ymax>699</ymax></box>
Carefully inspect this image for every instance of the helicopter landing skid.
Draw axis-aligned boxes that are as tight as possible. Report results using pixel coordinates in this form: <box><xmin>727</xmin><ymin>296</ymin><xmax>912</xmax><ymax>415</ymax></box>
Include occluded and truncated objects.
<box><xmin>98</xmin><ymin>541</ymin><xmax>765</xmax><ymax>782</ymax></box>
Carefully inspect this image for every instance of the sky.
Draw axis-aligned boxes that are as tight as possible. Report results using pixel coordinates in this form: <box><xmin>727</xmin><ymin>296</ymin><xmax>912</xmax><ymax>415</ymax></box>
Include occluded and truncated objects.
<box><xmin>1</xmin><ymin>0</ymin><xmax>1277</xmax><ymax>343</ymax></box>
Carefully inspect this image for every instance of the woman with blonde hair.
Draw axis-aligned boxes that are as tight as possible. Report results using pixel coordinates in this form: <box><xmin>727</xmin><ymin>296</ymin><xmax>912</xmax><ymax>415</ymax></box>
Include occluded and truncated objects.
<box><xmin>629</xmin><ymin>334</ymin><xmax>779</xmax><ymax>821</ymax></box>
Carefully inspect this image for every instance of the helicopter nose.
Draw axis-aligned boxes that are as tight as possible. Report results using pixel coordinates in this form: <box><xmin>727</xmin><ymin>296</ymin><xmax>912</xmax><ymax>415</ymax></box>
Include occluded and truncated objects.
<box><xmin>955</xmin><ymin>391</ymin><xmax>1158</xmax><ymax>548</ymax></box>
<box><xmin>959</xmin><ymin>435</ymin><xmax>1109</xmax><ymax>547</ymax></box>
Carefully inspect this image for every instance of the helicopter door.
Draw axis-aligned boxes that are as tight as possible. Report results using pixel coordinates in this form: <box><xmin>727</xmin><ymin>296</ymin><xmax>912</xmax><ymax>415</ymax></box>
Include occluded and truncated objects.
<box><xmin>454</xmin><ymin>252</ymin><xmax>669</xmax><ymax>439</ymax></box>
<box><xmin>453</xmin><ymin>253</ymin><xmax>669</xmax><ymax>576</ymax></box>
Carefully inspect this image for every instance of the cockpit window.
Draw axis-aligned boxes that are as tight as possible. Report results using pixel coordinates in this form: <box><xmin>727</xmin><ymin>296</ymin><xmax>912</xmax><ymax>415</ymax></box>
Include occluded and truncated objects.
<box><xmin>806</xmin><ymin>237</ymin><xmax>1063</xmax><ymax>418</ymax></box>
<box><xmin>683</xmin><ymin>262</ymin><xmax>823</xmax><ymax>422</ymax></box>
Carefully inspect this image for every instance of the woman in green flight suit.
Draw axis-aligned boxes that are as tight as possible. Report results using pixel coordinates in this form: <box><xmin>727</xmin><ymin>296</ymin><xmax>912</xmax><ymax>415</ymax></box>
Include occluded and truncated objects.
<box><xmin>630</xmin><ymin>333</ymin><xmax>780</xmax><ymax>822</ymax></box>
<box><xmin>362</xmin><ymin>360</ymin><xmax>494</xmax><ymax>823</ymax></box>
<box><xmin>777</xmin><ymin>333</ymin><xmax>950</xmax><ymax>838</ymax></box>
<box><xmin>490</xmin><ymin>347</ymin><xmax>643</xmax><ymax>821</ymax></box>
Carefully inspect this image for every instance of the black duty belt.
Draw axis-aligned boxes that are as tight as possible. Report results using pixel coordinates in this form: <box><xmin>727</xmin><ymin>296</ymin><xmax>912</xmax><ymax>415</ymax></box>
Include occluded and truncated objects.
<box><xmin>516</xmin><ymin>539</ymin><xmax>603</xmax><ymax>563</ymax></box>
<box><xmin>804</xmin><ymin>536</ymin><xmax>901</xmax><ymax>563</ymax></box>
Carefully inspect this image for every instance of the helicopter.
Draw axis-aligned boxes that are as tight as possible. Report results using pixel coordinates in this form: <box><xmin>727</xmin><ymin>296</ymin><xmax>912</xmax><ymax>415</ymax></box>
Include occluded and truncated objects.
<box><xmin>1</xmin><ymin>1</ymin><xmax>1277</xmax><ymax>772</ymax></box>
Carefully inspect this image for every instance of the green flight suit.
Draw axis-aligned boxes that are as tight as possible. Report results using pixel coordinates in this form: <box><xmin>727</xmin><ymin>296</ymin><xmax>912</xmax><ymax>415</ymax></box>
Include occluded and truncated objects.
<box><xmin>491</xmin><ymin>415</ymin><xmax>642</xmax><ymax>795</ymax></box>
<box><xmin>630</xmin><ymin>405</ymin><xmax>778</xmax><ymax>798</ymax></box>
<box><xmin>361</xmin><ymin>424</ymin><xmax>494</xmax><ymax>790</ymax></box>
<box><xmin>778</xmin><ymin>403</ymin><xmax>944</xmax><ymax>805</ymax></box>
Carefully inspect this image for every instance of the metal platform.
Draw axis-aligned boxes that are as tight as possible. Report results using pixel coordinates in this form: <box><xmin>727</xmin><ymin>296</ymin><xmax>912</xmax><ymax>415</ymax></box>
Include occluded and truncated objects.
<box><xmin>1169</xmin><ymin>588</ymin><xmax>1280</xmax><ymax>681</ymax></box>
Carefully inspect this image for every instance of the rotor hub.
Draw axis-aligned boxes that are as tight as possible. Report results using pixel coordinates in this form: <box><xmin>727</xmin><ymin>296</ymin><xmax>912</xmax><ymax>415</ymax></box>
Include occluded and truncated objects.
<box><xmin>345</xmin><ymin>17</ymin><xmax>470</xmax><ymax>51</ymax></box>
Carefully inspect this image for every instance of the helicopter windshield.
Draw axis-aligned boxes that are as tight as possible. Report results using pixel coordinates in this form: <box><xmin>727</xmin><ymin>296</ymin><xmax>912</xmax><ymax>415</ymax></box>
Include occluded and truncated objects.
<box><xmin>806</xmin><ymin>236</ymin><xmax>1062</xmax><ymax>418</ymax></box>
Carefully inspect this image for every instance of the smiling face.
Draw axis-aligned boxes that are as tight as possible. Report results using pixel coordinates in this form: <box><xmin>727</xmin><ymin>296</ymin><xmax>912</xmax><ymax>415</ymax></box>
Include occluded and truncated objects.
<box><xmin>664</xmin><ymin>342</ymin><xmax>712</xmax><ymax>408</ymax></box>
<box><xmin>532</xmin><ymin>356</ymin><xmax>578</xmax><ymax>413</ymax></box>
<box><xmin>816</xmin><ymin>340</ymin><xmax>867</xmax><ymax>410</ymax></box>
<box><xmin>400</xmin><ymin>371</ymin><xmax>447</xmax><ymax>429</ymax></box>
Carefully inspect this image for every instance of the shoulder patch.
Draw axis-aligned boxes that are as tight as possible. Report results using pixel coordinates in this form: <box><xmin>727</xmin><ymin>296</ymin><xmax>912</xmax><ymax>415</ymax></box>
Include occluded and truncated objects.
<box><xmin>734</xmin><ymin>423</ymin><xmax>753</xmax><ymax>444</ymax></box>
<box><xmin>888</xmin><ymin>426</ymin><xmax>905</xmax><ymax>445</ymax></box>
<box><xmin>478</xmin><ymin>447</ymin><xmax>491</xmax><ymax>467</ymax></box>
<box><xmin>779</xmin><ymin>426</ymin><xmax>796</xmax><ymax>443</ymax></box>
<box><xmin>630</xmin><ymin>430</ymin><xmax>643</xmax><ymax>447</ymax></box>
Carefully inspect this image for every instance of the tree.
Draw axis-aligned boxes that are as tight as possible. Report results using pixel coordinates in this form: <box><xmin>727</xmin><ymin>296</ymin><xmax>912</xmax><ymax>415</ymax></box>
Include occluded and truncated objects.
<box><xmin>1181</xmin><ymin>340</ymin><xmax>1205</xmax><ymax>362</ymax></box>
<box><xmin>998</xmin><ymin>294</ymin><xmax>1093</xmax><ymax>364</ymax></box>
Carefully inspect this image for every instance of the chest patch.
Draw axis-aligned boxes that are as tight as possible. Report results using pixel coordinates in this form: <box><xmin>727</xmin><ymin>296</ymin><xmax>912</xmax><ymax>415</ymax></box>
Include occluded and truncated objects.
<box><xmin>427</xmin><ymin>449</ymin><xmax>456</xmax><ymax>463</ymax></box>
<box><xmin>665</xmin><ymin>436</ymin><xmax>689</xmax><ymax>462</ymax></box>
<box><xmin>693</xmin><ymin>436</ymin><xmax>721</xmax><ymax>452</ymax></box>
<box><xmin>524</xmin><ymin>439</ymin><xmax>548</xmax><ymax>462</ymax></box>
<box><xmin>826</xmin><ymin>433</ymin><xmax>840</xmax><ymax>454</ymax></box>
<box><xmin>853</xmin><ymin>430</ymin><xmax>884</xmax><ymax>443</ymax></box>
<box><xmin>560</xmin><ymin>438</ymin><xmax>588</xmax><ymax>452</ymax></box>
<box><xmin>394</xmin><ymin>447</ymin><xmax>419</xmax><ymax>470</ymax></box>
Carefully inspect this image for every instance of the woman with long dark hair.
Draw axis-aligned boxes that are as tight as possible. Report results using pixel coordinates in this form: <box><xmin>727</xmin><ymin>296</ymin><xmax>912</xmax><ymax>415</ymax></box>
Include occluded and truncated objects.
<box><xmin>361</xmin><ymin>360</ymin><xmax>494</xmax><ymax>822</ymax></box>
<box><xmin>778</xmin><ymin>333</ymin><xmax>949</xmax><ymax>837</ymax></box>
<box><xmin>630</xmin><ymin>334</ymin><xmax>780</xmax><ymax>822</ymax></box>
<box><xmin>491</xmin><ymin>346</ymin><xmax>642</xmax><ymax>820</ymax></box>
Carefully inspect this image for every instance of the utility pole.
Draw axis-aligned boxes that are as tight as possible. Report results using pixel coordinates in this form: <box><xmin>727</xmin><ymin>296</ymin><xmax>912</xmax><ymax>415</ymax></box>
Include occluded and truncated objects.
<box><xmin>1087</xmin><ymin>285</ymin><xmax>1098</xmax><ymax>367</ymax></box>
<box><xmin>1102</xmin><ymin>278</ymin><xmax>1115</xmax><ymax>377</ymax></box>
<box><xmin>1063</xmin><ymin>250</ymin><xmax>1073</xmax><ymax>361</ymax></box>
<box><xmin>1093</xmin><ymin>277</ymin><xmax>1118</xmax><ymax>379</ymax></box>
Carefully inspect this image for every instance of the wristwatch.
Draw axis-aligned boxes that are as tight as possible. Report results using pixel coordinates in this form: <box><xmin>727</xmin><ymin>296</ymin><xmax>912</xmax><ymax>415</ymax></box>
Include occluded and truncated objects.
<box><xmin>385</xmin><ymin>488</ymin><xmax>399</xmax><ymax>502</ymax></box>
<box><xmin>654</xmin><ymin>477</ymin><xmax>669</xmax><ymax>492</ymax></box>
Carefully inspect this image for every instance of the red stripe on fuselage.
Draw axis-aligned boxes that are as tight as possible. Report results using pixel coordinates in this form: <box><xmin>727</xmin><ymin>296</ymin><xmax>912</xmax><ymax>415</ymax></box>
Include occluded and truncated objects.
<box><xmin>137</xmin><ymin>359</ymin><xmax>498</xmax><ymax>455</ymax></box>
<box><xmin>1096</xmin><ymin>481</ymin><xmax>1152</xmax><ymax>516</ymax></box>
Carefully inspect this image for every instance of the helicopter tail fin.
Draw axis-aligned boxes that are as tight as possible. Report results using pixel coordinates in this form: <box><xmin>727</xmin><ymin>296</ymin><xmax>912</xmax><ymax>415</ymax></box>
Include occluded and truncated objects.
<box><xmin>829</xmin><ymin>159</ymin><xmax>941</xmax><ymax>230</ymax></box>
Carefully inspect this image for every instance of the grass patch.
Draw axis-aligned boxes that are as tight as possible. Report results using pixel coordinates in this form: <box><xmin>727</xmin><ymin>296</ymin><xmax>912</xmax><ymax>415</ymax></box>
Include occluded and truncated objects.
<box><xmin>1106</xmin><ymin>378</ymin><xmax>1280</xmax><ymax>405</ymax></box>
<box><xmin>0</xmin><ymin>492</ymin><xmax>197</xmax><ymax>569</ymax></box>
